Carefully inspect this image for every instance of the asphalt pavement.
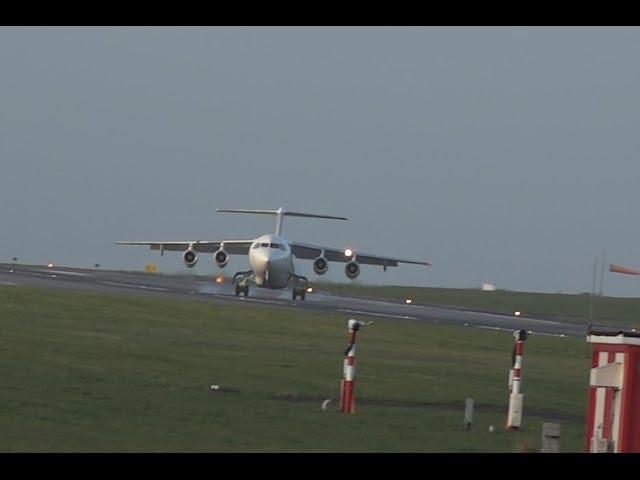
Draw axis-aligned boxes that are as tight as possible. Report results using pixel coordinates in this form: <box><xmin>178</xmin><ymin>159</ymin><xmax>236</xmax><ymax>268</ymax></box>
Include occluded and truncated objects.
<box><xmin>0</xmin><ymin>263</ymin><xmax>593</xmax><ymax>338</ymax></box>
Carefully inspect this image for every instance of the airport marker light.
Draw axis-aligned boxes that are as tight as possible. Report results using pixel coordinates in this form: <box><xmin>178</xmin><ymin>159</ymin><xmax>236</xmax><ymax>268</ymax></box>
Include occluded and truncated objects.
<box><xmin>340</xmin><ymin>319</ymin><xmax>372</xmax><ymax>414</ymax></box>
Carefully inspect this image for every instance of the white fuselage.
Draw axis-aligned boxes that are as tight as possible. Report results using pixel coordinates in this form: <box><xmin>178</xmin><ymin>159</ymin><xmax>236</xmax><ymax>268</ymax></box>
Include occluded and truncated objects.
<box><xmin>248</xmin><ymin>234</ymin><xmax>294</xmax><ymax>289</ymax></box>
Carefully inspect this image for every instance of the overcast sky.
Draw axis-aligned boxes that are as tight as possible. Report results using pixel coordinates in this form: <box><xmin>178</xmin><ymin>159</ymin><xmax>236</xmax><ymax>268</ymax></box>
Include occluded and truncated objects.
<box><xmin>2</xmin><ymin>27</ymin><xmax>640</xmax><ymax>297</ymax></box>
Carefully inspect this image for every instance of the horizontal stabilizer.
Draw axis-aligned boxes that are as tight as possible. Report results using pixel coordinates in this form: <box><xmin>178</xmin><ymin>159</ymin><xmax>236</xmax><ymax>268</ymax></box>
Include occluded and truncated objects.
<box><xmin>216</xmin><ymin>209</ymin><xmax>280</xmax><ymax>216</ymax></box>
<box><xmin>216</xmin><ymin>208</ymin><xmax>347</xmax><ymax>221</ymax></box>
<box><xmin>282</xmin><ymin>211</ymin><xmax>347</xmax><ymax>221</ymax></box>
<box><xmin>216</xmin><ymin>207</ymin><xmax>347</xmax><ymax>235</ymax></box>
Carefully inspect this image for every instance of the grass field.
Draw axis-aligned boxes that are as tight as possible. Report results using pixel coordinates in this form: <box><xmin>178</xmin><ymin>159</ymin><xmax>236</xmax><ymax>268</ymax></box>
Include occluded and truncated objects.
<box><xmin>0</xmin><ymin>285</ymin><xmax>591</xmax><ymax>452</ymax></box>
<box><xmin>316</xmin><ymin>283</ymin><xmax>640</xmax><ymax>327</ymax></box>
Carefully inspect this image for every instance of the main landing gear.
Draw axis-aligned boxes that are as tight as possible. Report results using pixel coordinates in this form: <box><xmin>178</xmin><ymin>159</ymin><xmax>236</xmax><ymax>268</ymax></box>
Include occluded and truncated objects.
<box><xmin>235</xmin><ymin>283</ymin><xmax>249</xmax><ymax>297</ymax></box>
<box><xmin>290</xmin><ymin>273</ymin><xmax>309</xmax><ymax>301</ymax></box>
<box><xmin>292</xmin><ymin>287</ymin><xmax>306</xmax><ymax>301</ymax></box>
<box><xmin>233</xmin><ymin>269</ymin><xmax>253</xmax><ymax>297</ymax></box>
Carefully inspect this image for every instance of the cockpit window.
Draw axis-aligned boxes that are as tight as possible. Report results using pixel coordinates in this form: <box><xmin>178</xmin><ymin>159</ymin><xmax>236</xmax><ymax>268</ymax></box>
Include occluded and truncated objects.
<box><xmin>255</xmin><ymin>242</ymin><xmax>287</xmax><ymax>251</ymax></box>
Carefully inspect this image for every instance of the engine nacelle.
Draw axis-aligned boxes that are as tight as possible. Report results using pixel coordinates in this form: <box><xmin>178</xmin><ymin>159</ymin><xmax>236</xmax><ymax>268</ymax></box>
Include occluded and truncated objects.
<box><xmin>183</xmin><ymin>249</ymin><xmax>198</xmax><ymax>268</ymax></box>
<box><xmin>213</xmin><ymin>249</ymin><xmax>229</xmax><ymax>268</ymax></box>
<box><xmin>313</xmin><ymin>256</ymin><xmax>329</xmax><ymax>275</ymax></box>
<box><xmin>345</xmin><ymin>260</ymin><xmax>360</xmax><ymax>279</ymax></box>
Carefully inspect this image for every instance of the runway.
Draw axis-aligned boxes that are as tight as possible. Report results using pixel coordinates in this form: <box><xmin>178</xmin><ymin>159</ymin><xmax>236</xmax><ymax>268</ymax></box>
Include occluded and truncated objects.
<box><xmin>0</xmin><ymin>263</ymin><xmax>596</xmax><ymax>339</ymax></box>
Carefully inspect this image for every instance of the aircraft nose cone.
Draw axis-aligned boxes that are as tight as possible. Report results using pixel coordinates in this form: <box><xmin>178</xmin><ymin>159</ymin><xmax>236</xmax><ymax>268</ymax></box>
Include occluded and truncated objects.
<box><xmin>254</xmin><ymin>251</ymin><xmax>270</xmax><ymax>271</ymax></box>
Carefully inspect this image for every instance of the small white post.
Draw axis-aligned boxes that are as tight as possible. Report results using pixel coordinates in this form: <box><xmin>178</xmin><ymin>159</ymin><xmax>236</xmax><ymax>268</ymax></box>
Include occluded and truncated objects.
<box><xmin>541</xmin><ymin>423</ymin><xmax>561</xmax><ymax>453</ymax></box>
<box><xmin>464</xmin><ymin>398</ymin><xmax>474</xmax><ymax>430</ymax></box>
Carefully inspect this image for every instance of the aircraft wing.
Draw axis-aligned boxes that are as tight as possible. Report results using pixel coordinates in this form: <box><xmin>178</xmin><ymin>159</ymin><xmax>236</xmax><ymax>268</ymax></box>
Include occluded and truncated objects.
<box><xmin>289</xmin><ymin>241</ymin><xmax>431</xmax><ymax>268</ymax></box>
<box><xmin>116</xmin><ymin>240</ymin><xmax>253</xmax><ymax>255</ymax></box>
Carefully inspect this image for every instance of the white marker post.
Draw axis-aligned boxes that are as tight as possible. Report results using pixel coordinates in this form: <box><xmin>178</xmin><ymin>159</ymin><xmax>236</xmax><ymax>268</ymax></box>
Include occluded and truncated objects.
<box><xmin>541</xmin><ymin>423</ymin><xmax>561</xmax><ymax>453</ymax></box>
<box><xmin>464</xmin><ymin>398</ymin><xmax>474</xmax><ymax>431</ymax></box>
<box><xmin>507</xmin><ymin>329</ymin><xmax>528</xmax><ymax>430</ymax></box>
<box><xmin>340</xmin><ymin>319</ymin><xmax>372</xmax><ymax>414</ymax></box>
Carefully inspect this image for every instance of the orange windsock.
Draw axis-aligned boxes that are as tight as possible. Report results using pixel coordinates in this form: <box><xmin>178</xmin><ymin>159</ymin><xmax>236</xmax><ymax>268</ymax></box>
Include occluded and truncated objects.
<box><xmin>610</xmin><ymin>264</ymin><xmax>640</xmax><ymax>275</ymax></box>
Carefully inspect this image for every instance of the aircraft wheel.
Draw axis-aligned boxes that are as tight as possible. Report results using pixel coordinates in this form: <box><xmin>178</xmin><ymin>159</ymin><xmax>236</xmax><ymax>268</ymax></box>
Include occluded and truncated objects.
<box><xmin>300</xmin><ymin>290</ymin><xmax>306</xmax><ymax>301</ymax></box>
<box><xmin>243</xmin><ymin>285</ymin><xmax>249</xmax><ymax>297</ymax></box>
<box><xmin>292</xmin><ymin>289</ymin><xmax>298</xmax><ymax>301</ymax></box>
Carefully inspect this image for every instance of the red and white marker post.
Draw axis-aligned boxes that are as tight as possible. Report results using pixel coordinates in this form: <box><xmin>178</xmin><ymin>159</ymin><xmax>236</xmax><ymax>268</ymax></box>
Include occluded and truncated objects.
<box><xmin>507</xmin><ymin>329</ymin><xmax>528</xmax><ymax>430</ymax></box>
<box><xmin>340</xmin><ymin>319</ymin><xmax>372</xmax><ymax>414</ymax></box>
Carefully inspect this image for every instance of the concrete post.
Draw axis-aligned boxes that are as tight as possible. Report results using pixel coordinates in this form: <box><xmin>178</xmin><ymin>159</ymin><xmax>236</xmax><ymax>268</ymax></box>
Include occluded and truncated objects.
<box><xmin>541</xmin><ymin>423</ymin><xmax>561</xmax><ymax>453</ymax></box>
<box><xmin>464</xmin><ymin>398</ymin><xmax>474</xmax><ymax>430</ymax></box>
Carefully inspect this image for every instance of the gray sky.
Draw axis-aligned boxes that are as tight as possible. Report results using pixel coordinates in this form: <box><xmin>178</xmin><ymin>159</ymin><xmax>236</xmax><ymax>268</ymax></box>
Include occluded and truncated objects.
<box><xmin>2</xmin><ymin>27</ymin><xmax>640</xmax><ymax>297</ymax></box>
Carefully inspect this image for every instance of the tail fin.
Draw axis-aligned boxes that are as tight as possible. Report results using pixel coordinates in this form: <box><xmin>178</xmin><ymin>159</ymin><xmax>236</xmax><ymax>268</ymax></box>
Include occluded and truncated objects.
<box><xmin>216</xmin><ymin>207</ymin><xmax>347</xmax><ymax>235</ymax></box>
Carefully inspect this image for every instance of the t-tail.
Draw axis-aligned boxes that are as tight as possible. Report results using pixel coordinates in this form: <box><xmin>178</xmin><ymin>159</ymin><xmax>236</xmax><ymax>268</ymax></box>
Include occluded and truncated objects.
<box><xmin>215</xmin><ymin>207</ymin><xmax>348</xmax><ymax>235</ymax></box>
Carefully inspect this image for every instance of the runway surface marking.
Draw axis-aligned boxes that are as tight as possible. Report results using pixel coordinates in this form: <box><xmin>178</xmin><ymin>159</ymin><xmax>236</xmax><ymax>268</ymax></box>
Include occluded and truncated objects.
<box><xmin>100</xmin><ymin>281</ymin><xmax>169</xmax><ymax>292</ymax></box>
<box><xmin>339</xmin><ymin>308</ymin><xmax>417</xmax><ymax>321</ymax></box>
<box><xmin>240</xmin><ymin>297</ymin><xmax>289</xmax><ymax>306</ymax></box>
<box><xmin>34</xmin><ymin>269</ymin><xmax>90</xmax><ymax>277</ymax></box>
<box><xmin>11</xmin><ymin>271</ymin><xmax>60</xmax><ymax>279</ymax></box>
<box><xmin>531</xmin><ymin>331</ymin><xmax>567</xmax><ymax>338</ymax></box>
<box><xmin>475</xmin><ymin>325</ymin><xmax>509</xmax><ymax>332</ymax></box>
<box><xmin>470</xmin><ymin>310</ymin><xmax>563</xmax><ymax>325</ymax></box>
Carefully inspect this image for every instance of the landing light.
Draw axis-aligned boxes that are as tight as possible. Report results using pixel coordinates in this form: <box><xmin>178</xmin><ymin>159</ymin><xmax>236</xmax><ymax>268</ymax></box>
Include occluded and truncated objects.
<box><xmin>306</xmin><ymin>287</ymin><xmax>313</xmax><ymax>293</ymax></box>
<box><xmin>514</xmin><ymin>311</ymin><xmax>521</xmax><ymax>317</ymax></box>
<box><xmin>47</xmin><ymin>263</ymin><xmax>54</xmax><ymax>268</ymax></box>
<box><xmin>405</xmin><ymin>299</ymin><xmax>413</xmax><ymax>304</ymax></box>
<box><xmin>215</xmin><ymin>276</ymin><xmax>224</xmax><ymax>284</ymax></box>
<box><xmin>344</xmin><ymin>248</ymin><xmax>353</xmax><ymax>257</ymax></box>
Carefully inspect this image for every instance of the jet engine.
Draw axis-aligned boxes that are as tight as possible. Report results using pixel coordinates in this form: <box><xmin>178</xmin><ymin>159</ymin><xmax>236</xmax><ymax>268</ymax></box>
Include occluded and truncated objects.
<box><xmin>313</xmin><ymin>256</ymin><xmax>329</xmax><ymax>275</ymax></box>
<box><xmin>345</xmin><ymin>260</ymin><xmax>360</xmax><ymax>279</ymax></box>
<box><xmin>213</xmin><ymin>249</ymin><xmax>229</xmax><ymax>268</ymax></box>
<box><xmin>183</xmin><ymin>249</ymin><xmax>198</xmax><ymax>268</ymax></box>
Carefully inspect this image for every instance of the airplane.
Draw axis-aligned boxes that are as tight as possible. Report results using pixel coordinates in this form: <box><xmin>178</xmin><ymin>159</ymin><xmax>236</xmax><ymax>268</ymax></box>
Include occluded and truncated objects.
<box><xmin>117</xmin><ymin>207</ymin><xmax>431</xmax><ymax>300</ymax></box>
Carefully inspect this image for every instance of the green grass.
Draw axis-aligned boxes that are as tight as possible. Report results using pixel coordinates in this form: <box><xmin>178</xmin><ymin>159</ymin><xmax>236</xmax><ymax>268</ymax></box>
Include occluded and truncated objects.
<box><xmin>316</xmin><ymin>283</ymin><xmax>640</xmax><ymax>327</ymax></box>
<box><xmin>0</xmin><ymin>285</ymin><xmax>590</xmax><ymax>452</ymax></box>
